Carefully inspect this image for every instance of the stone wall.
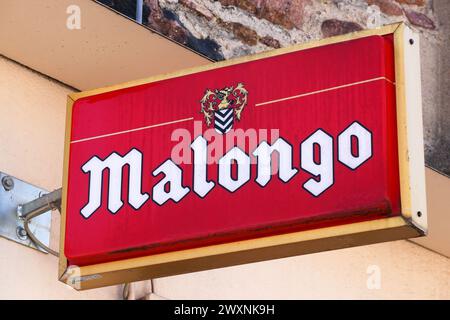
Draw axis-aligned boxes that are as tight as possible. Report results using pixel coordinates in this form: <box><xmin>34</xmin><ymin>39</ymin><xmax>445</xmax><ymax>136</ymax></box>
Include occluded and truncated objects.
<box><xmin>97</xmin><ymin>0</ymin><xmax>449</xmax><ymax>175</ymax></box>
<box><xmin>138</xmin><ymin>0</ymin><xmax>438</xmax><ymax>59</ymax></box>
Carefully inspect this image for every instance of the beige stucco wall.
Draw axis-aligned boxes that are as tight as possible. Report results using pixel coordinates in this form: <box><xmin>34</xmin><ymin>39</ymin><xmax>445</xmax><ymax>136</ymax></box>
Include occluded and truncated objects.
<box><xmin>155</xmin><ymin>240</ymin><xmax>449</xmax><ymax>299</ymax></box>
<box><xmin>0</xmin><ymin>55</ymin><xmax>121</xmax><ymax>299</ymax></box>
<box><xmin>0</xmin><ymin>53</ymin><xmax>448</xmax><ymax>300</ymax></box>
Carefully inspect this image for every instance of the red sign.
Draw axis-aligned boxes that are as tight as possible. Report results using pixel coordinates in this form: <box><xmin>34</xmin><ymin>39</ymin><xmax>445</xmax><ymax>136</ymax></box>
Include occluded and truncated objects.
<box><xmin>60</xmin><ymin>24</ymin><xmax>427</xmax><ymax>289</ymax></box>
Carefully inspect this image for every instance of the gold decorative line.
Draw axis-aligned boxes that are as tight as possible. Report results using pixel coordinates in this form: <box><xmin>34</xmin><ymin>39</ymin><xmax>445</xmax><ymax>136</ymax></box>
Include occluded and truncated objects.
<box><xmin>70</xmin><ymin>77</ymin><xmax>394</xmax><ymax>144</ymax></box>
<box><xmin>71</xmin><ymin>117</ymin><xmax>194</xmax><ymax>144</ymax></box>
<box><xmin>255</xmin><ymin>77</ymin><xmax>395</xmax><ymax>107</ymax></box>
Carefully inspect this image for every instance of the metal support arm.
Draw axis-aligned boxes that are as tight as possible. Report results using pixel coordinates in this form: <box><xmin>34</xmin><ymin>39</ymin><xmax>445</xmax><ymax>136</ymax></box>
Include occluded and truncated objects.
<box><xmin>17</xmin><ymin>188</ymin><xmax>62</xmax><ymax>219</ymax></box>
<box><xmin>18</xmin><ymin>188</ymin><xmax>62</xmax><ymax>256</ymax></box>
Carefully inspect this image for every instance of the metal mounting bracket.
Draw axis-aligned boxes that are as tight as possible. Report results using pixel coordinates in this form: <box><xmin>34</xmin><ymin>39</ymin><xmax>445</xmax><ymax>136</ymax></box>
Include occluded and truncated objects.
<box><xmin>0</xmin><ymin>171</ymin><xmax>52</xmax><ymax>253</ymax></box>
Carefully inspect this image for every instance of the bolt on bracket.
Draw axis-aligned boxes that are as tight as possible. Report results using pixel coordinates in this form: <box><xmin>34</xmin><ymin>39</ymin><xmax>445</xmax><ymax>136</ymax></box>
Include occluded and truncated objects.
<box><xmin>0</xmin><ymin>171</ymin><xmax>54</xmax><ymax>253</ymax></box>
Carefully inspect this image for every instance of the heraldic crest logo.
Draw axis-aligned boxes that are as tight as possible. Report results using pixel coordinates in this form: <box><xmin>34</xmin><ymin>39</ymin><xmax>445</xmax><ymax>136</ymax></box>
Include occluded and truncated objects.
<box><xmin>200</xmin><ymin>83</ymin><xmax>248</xmax><ymax>134</ymax></box>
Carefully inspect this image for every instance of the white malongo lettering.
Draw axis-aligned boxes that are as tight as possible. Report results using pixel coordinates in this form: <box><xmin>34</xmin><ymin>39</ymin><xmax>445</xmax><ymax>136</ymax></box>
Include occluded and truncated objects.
<box><xmin>80</xmin><ymin>121</ymin><xmax>372</xmax><ymax>219</ymax></box>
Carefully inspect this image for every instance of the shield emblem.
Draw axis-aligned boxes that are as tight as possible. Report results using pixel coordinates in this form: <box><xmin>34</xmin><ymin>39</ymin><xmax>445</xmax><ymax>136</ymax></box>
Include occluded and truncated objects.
<box><xmin>214</xmin><ymin>108</ymin><xmax>234</xmax><ymax>134</ymax></box>
<box><xmin>200</xmin><ymin>83</ymin><xmax>248</xmax><ymax>134</ymax></box>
